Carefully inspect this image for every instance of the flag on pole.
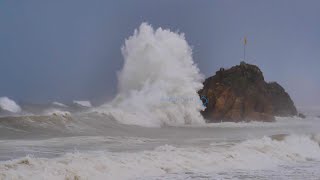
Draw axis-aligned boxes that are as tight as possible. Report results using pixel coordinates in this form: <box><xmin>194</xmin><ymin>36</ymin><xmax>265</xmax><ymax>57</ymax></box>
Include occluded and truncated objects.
<box><xmin>244</xmin><ymin>36</ymin><xmax>247</xmax><ymax>45</ymax></box>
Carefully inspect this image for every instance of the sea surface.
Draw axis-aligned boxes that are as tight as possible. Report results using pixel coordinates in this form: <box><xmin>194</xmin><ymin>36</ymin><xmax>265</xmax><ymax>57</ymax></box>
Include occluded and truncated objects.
<box><xmin>0</xmin><ymin>109</ymin><xmax>320</xmax><ymax>180</ymax></box>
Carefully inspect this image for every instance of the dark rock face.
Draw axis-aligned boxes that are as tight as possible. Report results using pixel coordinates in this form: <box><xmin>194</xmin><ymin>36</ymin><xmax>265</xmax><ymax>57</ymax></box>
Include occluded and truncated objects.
<box><xmin>298</xmin><ymin>113</ymin><xmax>306</xmax><ymax>119</ymax></box>
<box><xmin>198</xmin><ymin>62</ymin><xmax>297</xmax><ymax>122</ymax></box>
<box><xmin>267</xmin><ymin>82</ymin><xmax>297</xmax><ymax>117</ymax></box>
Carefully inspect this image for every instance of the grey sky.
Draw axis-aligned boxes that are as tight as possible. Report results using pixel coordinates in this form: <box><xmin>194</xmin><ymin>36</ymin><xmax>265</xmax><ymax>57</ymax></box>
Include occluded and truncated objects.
<box><xmin>0</xmin><ymin>0</ymin><xmax>319</xmax><ymax>106</ymax></box>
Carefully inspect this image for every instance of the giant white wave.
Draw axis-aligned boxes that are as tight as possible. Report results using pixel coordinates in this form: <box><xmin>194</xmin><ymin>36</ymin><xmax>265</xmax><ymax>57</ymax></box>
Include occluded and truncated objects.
<box><xmin>1</xmin><ymin>134</ymin><xmax>320</xmax><ymax>180</ymax></box>
<box><xmin>0</xmin><ymin>97</ymin><xmax>21</xmax><ymax>113</ymax></box>
<box><xmin>97</xmin><ymin>23</ymin><xmax>205</xmax><ymax>127</ymax></box>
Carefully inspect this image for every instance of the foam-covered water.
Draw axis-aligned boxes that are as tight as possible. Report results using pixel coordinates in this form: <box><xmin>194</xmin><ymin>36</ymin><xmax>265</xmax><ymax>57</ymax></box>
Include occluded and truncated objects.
<box><xmin>0</xmin><ymin>110</ymin><xmax>320</xmax><ymax>180</ymax></box>
<box><xmin>1</xmin><ymin>134</ymin><xmax>320</xmax><ymax>180</ymax></box>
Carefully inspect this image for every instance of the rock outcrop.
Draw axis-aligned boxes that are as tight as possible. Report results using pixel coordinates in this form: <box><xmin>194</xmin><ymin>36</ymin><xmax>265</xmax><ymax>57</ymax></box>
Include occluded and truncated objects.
<box><xmin>198</xmin><ymin>62</ymin><xmax>297</xmax><ymax>122</ymax></box>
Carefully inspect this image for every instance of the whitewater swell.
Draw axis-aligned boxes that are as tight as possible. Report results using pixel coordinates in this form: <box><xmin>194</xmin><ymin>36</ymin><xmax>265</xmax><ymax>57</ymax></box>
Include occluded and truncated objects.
<box><xmin>1</xmin><ymin>134</ymin><xmax>320</xmax><ymax>180</ymax></box>
<box><xmin>97</xmin><ymin>23</ymin><xmax>205</xmax><ymax>127</ymax></box>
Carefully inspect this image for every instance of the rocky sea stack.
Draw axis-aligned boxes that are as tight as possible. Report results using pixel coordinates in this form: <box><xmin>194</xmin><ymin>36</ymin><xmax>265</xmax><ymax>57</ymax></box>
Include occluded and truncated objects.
<box><xmin>199</xmin><ymin>62</ymin><xmax>297</xmax><ymax>122</ymax></box>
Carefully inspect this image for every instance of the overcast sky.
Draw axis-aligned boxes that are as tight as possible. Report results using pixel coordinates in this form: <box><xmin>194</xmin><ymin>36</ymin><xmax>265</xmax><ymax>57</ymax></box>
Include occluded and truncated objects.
<box><xmin>0</xmin><ymin>0</ymin><xmax>319</xmax><ymax>106</ymax></box>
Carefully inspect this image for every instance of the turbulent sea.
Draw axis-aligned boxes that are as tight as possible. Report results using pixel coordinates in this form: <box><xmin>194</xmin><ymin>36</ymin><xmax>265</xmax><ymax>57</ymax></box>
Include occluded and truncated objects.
<box><xmin>1</xmin><ymin>112</ymin><xmax>320</xmax><ymax>180</ymax></box>
<box><xmin>1</xmin><ymin>23</ymin><xmax>320</xmax><ymax>179</ymax></box>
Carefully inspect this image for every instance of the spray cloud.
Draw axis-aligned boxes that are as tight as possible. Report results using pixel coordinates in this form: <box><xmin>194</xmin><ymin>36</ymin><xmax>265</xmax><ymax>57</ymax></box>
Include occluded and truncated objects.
<box><xmin>99</xmin><ymin>23</ymin><xmax>205</xmax><ymax>127</ymax></box>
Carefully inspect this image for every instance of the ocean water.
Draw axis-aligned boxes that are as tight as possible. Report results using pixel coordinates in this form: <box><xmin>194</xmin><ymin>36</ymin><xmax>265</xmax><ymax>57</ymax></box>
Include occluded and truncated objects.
<box><xmin>1</xmin><ymin>23</ymin><xmax>320</xmax><ymax>179</ymax></box>
<box><xmin>0</xmin><ymin>113</ymin><xmax>320</xmax><ymax>180</ymax></box>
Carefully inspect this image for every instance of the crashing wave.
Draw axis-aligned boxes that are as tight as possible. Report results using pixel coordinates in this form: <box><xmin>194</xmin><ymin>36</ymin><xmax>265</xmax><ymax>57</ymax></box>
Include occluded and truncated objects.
<box><xmin>0</xmin><ymin>97</ymin><xmax>21</xmax><ymax>113</ymax></box>
<box><xmin>97</xmin><ymin>23</ymin><xmax>205</xmax><ymax>127</ymax></box>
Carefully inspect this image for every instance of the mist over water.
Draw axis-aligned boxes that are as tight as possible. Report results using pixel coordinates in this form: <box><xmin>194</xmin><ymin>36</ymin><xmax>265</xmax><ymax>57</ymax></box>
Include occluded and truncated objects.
<box><xmin>98</xmin><ymin>23</ymin><xmax>205</xmax><ymax>127</ymax></box>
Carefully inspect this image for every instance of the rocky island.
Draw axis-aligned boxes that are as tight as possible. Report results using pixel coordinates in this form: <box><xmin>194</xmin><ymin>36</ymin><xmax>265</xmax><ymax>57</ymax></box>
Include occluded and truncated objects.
<box><xmin>199</xmin><ymin>62</ymin><xmax>297</xmax><ymax>122</ymax></box>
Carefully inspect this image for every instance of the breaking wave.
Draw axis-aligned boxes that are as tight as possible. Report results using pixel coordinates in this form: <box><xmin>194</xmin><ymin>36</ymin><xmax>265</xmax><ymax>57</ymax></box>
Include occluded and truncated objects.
<box><xmin>1</xmin><ymin>134</ymin><xmax>320</xmax><ymax>180</ymax></box>
<box><xmin>97</xmin><ymin>23</ymin><xmax>205</xmax><ymax>127</ymax></box>
<box><xmin>0</xmin><ymin>97</ymin><xmax>21</xmax><ymax>113</ymax></box>
<box><xmin>73</xmin><ymin>101</ymin><xmax>92</xmax><ymax>108</ymax></box>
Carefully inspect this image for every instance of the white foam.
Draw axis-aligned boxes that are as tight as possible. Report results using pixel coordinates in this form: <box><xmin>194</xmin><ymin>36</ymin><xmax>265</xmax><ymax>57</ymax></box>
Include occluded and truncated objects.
<box><xmin>0</xmin><ymin>97</ymin><xmax>21</xmax><ymax>113</ymax></box>
<box><xmin>73</xmin><ymin>100</ymin><xmax>92</xmax><ymax>108</ymax></box>
<box><xmin>97</xmin><ymin>23</ymin><xmax>205</xmax><ymax>127</ymax></box>
<box><xmin>1</xmin><ymin>134</ymin><xmax>319</xmax><ymax>180</ymax></box>
<box><xmin>52</xmin><ymin>102</ymin><xmax>68</xmax><ymax>108</ymax></box>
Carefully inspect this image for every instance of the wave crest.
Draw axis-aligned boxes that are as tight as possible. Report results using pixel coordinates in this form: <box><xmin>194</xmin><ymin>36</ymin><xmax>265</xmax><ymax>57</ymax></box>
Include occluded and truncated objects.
<box><xmin>0</xmin><ymin>97</ymin><xmax>21</xmax><ymax>113</ymax></box>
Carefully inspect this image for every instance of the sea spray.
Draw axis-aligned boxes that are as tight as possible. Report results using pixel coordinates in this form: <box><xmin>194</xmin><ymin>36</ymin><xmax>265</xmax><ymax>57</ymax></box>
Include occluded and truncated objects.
<box><xmin>0</xmin><ymin>97</ymin><xmax>21</xmax><ymax>113</ymax></box>
<box><xmin>98</xmin><ymin>23</ymin><xmax>205</xmax><ymax>127</ymax></box>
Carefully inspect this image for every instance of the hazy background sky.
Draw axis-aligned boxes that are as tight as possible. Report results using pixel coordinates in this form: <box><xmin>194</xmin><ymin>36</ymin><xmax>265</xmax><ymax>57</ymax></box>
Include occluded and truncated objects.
<box><xmin>0</xmin><ymin>0</ymin><xmax>319</xmax><ymax>107</ymax></box>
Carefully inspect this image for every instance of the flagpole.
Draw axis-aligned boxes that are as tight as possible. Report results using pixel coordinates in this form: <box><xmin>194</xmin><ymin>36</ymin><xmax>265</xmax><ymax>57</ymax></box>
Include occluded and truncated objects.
<box><xmin>244</xmin><ymin>41</ymin><xmax>245</xmax><ymax>60</ymax></box>
<box><xmin>243</xmin><ymin>37</ymin><xmax>247</xmax><ymax>61</ymax></box>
